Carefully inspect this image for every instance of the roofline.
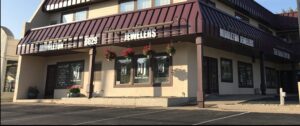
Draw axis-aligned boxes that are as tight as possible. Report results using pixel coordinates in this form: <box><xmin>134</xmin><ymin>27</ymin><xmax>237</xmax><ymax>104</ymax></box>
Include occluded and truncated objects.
<box><xmin>29</xmin><ymin>0</ymin><xmax>44</xmax><ymax>22</ymax></box>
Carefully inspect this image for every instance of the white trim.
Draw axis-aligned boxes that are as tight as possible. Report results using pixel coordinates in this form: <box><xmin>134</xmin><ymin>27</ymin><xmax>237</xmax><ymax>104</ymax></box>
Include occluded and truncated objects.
<box><xmin>59</xmin><ymin>2</ymin><xmax>63</xmax><ymax>8</ymax></box>
<box><xmin>67</xmin><ymin>0</ymin><xmax>72</xmax><ymax>6</ymax></box>
<box><xmin>46</xmin><ymin>5</ymin><xmax>50</xmax><ymax>10</ymax></box>
<box><xmin>54</xmin><ymin>3</ymin><xmax>59</xmax><ymax>9</ymax></box>
<box><xmin>72</xmin><ymin>0</ymin><xmax>76</xmax><ymax>5</ymax></box>
<box><xmin>50</xmin><ymin>4</ymin><xmax>54</xmax><ymax>10</ymax></box>
<box><xmin>63</xmin><ymin>0</ymin><xmax>68</xmax><ymax>7</ymax></box>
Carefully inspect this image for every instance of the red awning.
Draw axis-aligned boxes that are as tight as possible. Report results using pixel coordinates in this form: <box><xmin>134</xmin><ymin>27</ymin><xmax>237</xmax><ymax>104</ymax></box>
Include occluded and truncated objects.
<box><xmin>17</xmin><ymin>0</ymin><xmax>202</xmax><ymax>55</ymax></box>
<box><xmin>200</xmin><ymin>2</ymin><xmax>295</xmax><ymax>60</ymax></box>
<box><xmin>17</xmin><ymin>0</ymin><xmax>296</xmax><ymax>61</ymax></box>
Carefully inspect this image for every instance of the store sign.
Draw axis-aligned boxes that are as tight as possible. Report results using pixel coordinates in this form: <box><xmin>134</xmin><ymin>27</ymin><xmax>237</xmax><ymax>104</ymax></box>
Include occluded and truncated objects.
<box><xmin>273</xmin><ymin>48</ymin><xmax>290</xmax><ymax>59</ymax></box>
<box><xmin>220</xmin><ymin>28</ymin><xmax>254</xmax><ymax>47</ymax></box>
<box><xmin>124</xmin><ymin>28</ymin><xmax>157</xmax><ymax>41</ymax></box>
<box><xmin>39</xmin><ymin>43</ymin><xmax>64</xmax><ymax>52</ymax></box>
<box><xmin>84</xmin><ymin>36</ymin><xmax>98</xmax><ymax>46</ymax></box>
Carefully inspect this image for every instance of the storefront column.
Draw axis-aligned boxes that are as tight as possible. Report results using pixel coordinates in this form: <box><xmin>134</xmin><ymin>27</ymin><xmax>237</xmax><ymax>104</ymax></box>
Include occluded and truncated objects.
<box><xmin>88</xmin><ymin>47</ymin><xmax>96</xmax><ymax>99</ymax></box>
<box><xmin>292</xmin><ymin>62</ymin><xmax>297</xmax><ymax>93</ymax></box>
<box><xmin>260</xmin><ymin>52</ymin><xmax>266</xmax><ymax>95</ymax></box>
<box><xmin>196</xmin><ymin>36</ymin><xmax>205</xmax><ymax>108</ymax></box>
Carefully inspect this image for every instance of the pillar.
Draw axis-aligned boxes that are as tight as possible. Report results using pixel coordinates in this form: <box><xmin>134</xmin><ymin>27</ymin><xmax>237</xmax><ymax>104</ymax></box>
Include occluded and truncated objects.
<box><xmin>88</xmin><ymin>46</ymin><xmax>96</xmax><ymax>99</ymax></box>
<box><xmin>196</xmin><ymin>36</ymin><xmax>205</xmax><ymax>108</ymax></box>
<box><xmin>260</xmin><ymin>52</ymin><xmax>266</xmax><ymax>95</ymax></box>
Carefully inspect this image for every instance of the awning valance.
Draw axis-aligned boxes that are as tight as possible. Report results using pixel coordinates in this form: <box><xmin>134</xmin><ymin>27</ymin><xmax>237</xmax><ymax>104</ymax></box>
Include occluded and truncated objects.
<box><xmin>199</xmin><ymin>2</ymin><xmax>295</xmax><ymax>61</ymax></box>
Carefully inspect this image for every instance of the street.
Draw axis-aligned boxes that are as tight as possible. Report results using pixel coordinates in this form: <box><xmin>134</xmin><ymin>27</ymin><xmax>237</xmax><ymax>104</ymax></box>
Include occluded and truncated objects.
<box><xmin>1</xmin><ymin>103</ymin><xmax>300</xmax><ymax>125</ymax></box>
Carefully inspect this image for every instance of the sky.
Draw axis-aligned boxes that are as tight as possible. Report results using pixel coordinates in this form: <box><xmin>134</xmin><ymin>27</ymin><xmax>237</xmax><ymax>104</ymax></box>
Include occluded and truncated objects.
<box><xmin>1</xmin><ymin>0</ymin><xmax>298</xmax><ymax>39</ymax></box>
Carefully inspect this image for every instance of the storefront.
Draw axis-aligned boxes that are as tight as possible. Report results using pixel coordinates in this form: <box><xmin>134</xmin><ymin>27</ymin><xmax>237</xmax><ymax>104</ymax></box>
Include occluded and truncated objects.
<box><xmin>14</xmin><ymin>0</ymin><xmax>299</xmax><ymax>107</ymax></box>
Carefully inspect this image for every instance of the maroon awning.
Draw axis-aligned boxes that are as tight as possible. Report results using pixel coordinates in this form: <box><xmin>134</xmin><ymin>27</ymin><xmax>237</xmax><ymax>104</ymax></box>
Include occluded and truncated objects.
<box><xmin>17</xmin><ymin>0</ymin><xmax>297</xmax><ymax>61</ymax></box>
<box><xmin>200</xmin><ymin>2</ymin><xmax>296</xmax><ymax>61</ymax></box>
<box><xmin>17</xmin><ymin>0</ymin><xmax>202</xmax><ymax>55</ymax></box>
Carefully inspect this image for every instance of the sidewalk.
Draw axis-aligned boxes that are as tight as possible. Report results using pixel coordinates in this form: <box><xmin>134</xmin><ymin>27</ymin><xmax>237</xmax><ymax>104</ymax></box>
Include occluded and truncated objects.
<box><xmin>170</xmin><ymin>95</ymin><xmax>300</xmax><ymax>114</ymax></box>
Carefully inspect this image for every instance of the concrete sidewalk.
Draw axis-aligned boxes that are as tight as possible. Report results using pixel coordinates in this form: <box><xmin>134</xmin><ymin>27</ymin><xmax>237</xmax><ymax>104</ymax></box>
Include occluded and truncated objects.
<box><xmin>170</xmin><ymin>95</ymin><xmax>300</xmax><ymax>114</ymax></box>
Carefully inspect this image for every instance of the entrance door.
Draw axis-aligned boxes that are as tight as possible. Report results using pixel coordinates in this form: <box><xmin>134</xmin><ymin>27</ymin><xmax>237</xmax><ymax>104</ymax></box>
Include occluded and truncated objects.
<box><xmin>280</xmin><ymin>71</ymin><xmax>298</xmax><ymax>94</ymax></box>
<box><xmin>44</xmin><ymin>65</ymin><xmax>56</xmax><ymax>99</ymax></box>
<box><xmin>203</xmin><ymin>57</ymin><xmax>219</xmax><ymax>94</ymax></box>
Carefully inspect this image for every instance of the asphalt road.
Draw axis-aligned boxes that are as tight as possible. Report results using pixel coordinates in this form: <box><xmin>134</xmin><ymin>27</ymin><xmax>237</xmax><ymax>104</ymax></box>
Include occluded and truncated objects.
<box><xmin>1</xmin><ymin>103</ymin><xmax>300</xmax><ymax>125</ymax></box>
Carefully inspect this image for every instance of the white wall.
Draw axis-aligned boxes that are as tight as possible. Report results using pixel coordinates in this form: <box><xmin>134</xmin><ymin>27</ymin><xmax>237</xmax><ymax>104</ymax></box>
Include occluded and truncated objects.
<box><xmin>14</xmin><ymin>56</ymin><xmax>46</xmax><ymax>101</ymax></box>
<box><xmin>202</xmin><ymin>46</ymin><xmax>279</xmax><ymax>95</ymax></box>
<box><xmin>94</xmin><ymin>43</ymin><xmax>190</xmax><ymax>98</ymax></box>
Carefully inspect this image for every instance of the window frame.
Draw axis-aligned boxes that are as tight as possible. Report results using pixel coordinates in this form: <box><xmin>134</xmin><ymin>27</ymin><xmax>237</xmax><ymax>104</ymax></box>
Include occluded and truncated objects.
<box><xmin>235</xmin><ymin>12</ymin><xmax>250</xmax><ymax>23</ymax></box>
<box><xmin>220</xmin><ymin>58</ymin><xmax>233</xmax><ymax>83</ymax></box>
<box><xmin>258</xmin><ymin>24</ymin><xmax>273</xmax><ymax>35</ymax></box>
<box><xmin>152</xmin><ymin>53</ymin><xmax>173</xmax><ymax>86</ymax></box>
<box><xmin>137</xmin><ymin>0</ymin><xmax>153</xmax><ymax>10</ymax></box>
<box><xmin>55</xmin><ymin>60</ymin><xmax>85</xmax><ymax>89</ymax></box>
<box><xmin>118</xmin><ymin>0</ymin><xmax>173</xmax><ymax>13</ymax></box>
<box><xmin>237</xmin><ymin>61</ymin><xmax>253</xmax><ymax>88</ymax></box>
<box><xmin>114</xmin><ymin>53</ymin><xmax>173</xmax><ymax>88</ymax></box>
<box><xmin>61</xmin><ymin>7</ymin><xmax>88</xmax><ymax>23</ymax></box>
<box><xmin>114</xmin><ymin>56</ymin><xmax>134</xmax><ymax>86</ymax></box>
<box><xmin>133</xmin><ymin>54</ymin><xmax>151</xmax><ymax>85</ymax></box>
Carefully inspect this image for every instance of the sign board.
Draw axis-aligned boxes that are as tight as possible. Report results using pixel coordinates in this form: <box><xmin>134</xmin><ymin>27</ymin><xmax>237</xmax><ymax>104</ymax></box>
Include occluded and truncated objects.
<box><xmin>39</xmin><ymin>43</ymin><xmax>64</xmax><ymax>52</ymax></box>
<box><xmin>124</xmin><ymin>28</ymin><xmax>157</xmax><ymax>41</ymax></box>
<box><xmin>220</xmin><ymin>28</ymin><xmax>254</xmax><ymax>47</ymax></box>
<box><xmin>273</xmin><ymin>48</ymin><xmax>290</xmax><ymax>59</ymax></box>
<box><xmin>84</xmin><ymin>36</ymin><xmax>98</xmax><ymax>46</ymax></box>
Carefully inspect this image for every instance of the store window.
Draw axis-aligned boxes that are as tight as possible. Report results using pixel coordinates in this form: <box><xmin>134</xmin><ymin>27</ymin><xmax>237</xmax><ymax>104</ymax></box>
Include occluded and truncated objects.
<box><xmin>62</xmin><ymin>9</ymin><xmax>87</xmax><ymax>23</ymax></box>
<box><xmin>153</xmin><ymin>54</ymin><xmax>170</xmax><ymax>84</ymax></box>
<box><xmin>235</xmin><ymin>12</ymin><xmax>249</xmax><ymax>23</ymax></box>
<box><xmin>134</xmin><ymin>56</ymin><xmax>150</xmax><ymax>83</ymax></box>
<box><xmin>154</xmin><ymin>0</ymin><xmax>170</xmax><ymax>6</ymax></box>
<box><xmin>119</xmin><ymin>0</ymin><xmax>172</xmax><ymax>13</ymax></box>
<box><xmin>265</xmin><ymin>68</ymin><xmax>278</xmax><ymax>88</ymax></box>
<box><xmin>120</xmin><ymin>0</ymin><xmax>135</xmax><ymax>13</ymax></box>
<box><xmin>116</xmin><ymin>58</ymin><xmax>132</xmax><ymax>84</ymax></box>
<box><xmin>220</xmin><ymin>58</ymin><xmax>233</xmax><ymax>82</ymax></box>
<box><xmin>137</xmin><ymin>0</ymin><xmax>152</xmax><ymax>9</ymax></box>
<box><xmin>56</xmin><ymin>61</ymin><xmax>84</xmax><ymax>88</ymax></box>
<box><xmin>238</xmin><ymin>62</ymin><xmax>253</xmax><ymax>88</ymax></box>
<box><xmin>3</xmin><ymin>60</ymin><xmax>18</xmax><ymax>92</ymax></box>
<box><xmin>115</xmin><ymin>53</ymin><xmax>172</xmax><ymax>86</ymax></box>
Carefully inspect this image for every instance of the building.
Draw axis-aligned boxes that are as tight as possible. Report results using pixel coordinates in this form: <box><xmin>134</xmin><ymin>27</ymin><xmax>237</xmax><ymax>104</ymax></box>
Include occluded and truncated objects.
<box><xmin>14</xmin><ymin>0</ymin><xmax>299</xmax><ymax>107</ymax></box>
<box><xmin>1</xmin><ymin>26</ymin><xmax>19</xmax><ymax>101</ymax></box>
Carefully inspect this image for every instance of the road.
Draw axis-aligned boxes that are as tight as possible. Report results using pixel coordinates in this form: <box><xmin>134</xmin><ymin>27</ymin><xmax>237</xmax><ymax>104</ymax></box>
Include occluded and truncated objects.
<box><xmin>1</xmin><ymin>103</ymin><xmax>300</xmax><ymax>125</ymax></box>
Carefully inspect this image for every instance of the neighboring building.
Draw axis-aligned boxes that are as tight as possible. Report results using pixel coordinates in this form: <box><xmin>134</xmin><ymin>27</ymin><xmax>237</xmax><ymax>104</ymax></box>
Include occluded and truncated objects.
<box><xmin>1</xmin><ymin>26</ymin><xmax>19</xmax><ymax>101</ymax></box>
<box><xmin>14</xmin><ymin>0</ymin><xmax>299</xmax><ymax>107</ymax></box>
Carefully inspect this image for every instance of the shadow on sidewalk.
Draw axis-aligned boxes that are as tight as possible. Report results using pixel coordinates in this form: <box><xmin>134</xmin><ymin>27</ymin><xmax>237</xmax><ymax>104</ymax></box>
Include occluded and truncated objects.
<box><xmin>240</xmin><ymin>95</ymin><xmax>299</xmax><ymax>105</ymax></box>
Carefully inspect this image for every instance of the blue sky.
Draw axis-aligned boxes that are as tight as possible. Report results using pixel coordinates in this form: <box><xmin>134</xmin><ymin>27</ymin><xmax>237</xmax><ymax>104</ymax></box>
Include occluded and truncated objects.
<box><xmin>1</xmin><ymin>0</ymin><xmax>298</xmax><ymax>39</ymax></box>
